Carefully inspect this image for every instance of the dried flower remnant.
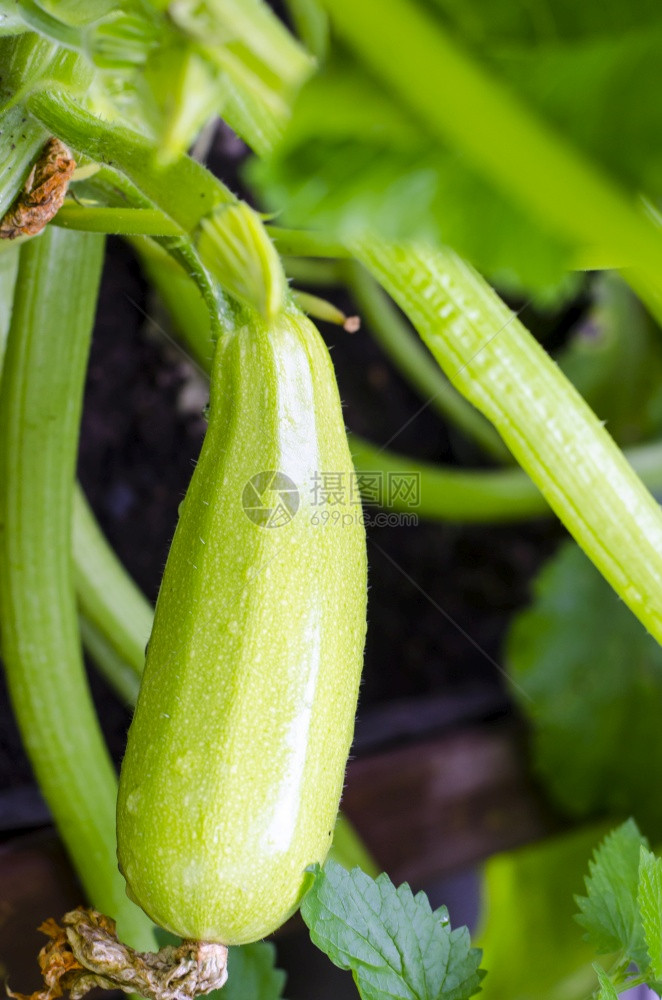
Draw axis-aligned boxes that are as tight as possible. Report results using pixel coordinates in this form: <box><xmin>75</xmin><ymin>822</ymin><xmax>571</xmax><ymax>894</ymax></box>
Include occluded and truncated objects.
<box><xmin>5</xmin><ymin>908</ymin><xmax>228</xmax><ymax>1000</ymax></box>
<box><xmin>0</xmin><ymin>139</ymin><xmax>76</xmax><ymax>240</ymax></box>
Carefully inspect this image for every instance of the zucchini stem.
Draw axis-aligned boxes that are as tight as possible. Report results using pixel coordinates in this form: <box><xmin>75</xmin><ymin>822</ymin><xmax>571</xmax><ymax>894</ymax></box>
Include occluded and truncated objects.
<box><xmin>73</xmin><ymin>486</ymin><xmax>153</xmax><ymax>682</ymax></box>
<box><xmin>357</xmin><ymin>238</ymin><xmax>662</xmax><ymax>643</ymax></box>
<box><xmin>0</xmin><ymin>227</ymin><xmax>156</xmax><ymax>950</ymax></box>
<box><xmin>26</xmin><ymin>87</ymin><xmax>286</xmax><ymax>318</ymax></box>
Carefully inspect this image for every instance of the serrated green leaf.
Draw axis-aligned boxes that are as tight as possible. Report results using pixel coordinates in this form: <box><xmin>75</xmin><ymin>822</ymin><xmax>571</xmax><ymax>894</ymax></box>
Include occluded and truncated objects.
<box><xmin>507</xmin><ymin>541</ymin><xmax>662</xmax><ymax>835</ymax></box>
<box><xmin>301</xmin><ymin>861</ymin><xmax>484</xmax><ymax>1000</ymax></box>
<box><xmin>638</xmin><ymin>847</ymin><xmax>662</xmax><ymax>981</ymax></box>
<box><xmin>217</xmin><ymin>942</ymin><xmax>286</xmax><ymax>1000</ymax></box>
<box><xmin>594</xmin><ymin>964</ymin><xmax>619</xmax><ymax>1000</ymax></box>
<box><xmin>576</xmin><ymin>820</ymin><xmax>650</xmax><ymax>971</ymax></box>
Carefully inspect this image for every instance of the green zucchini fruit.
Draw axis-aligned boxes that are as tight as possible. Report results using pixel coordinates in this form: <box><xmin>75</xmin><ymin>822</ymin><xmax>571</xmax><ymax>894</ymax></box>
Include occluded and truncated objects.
<box><xmin>116</xmin><ymin>307</ymin><xmax>367</xmax><ymax>945</ymax></box>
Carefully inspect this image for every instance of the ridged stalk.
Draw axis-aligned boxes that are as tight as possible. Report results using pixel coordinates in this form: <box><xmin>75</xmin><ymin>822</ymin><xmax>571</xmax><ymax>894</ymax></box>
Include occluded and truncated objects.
<box><xmin>357</xmin><ymin>238</ymin><xmax>662</xmax><ymax>643</ymax></box>
<box><xmin>0</xmin><ymin>226</ymin><xmax>155</xmax><ymax>950</ymax></box>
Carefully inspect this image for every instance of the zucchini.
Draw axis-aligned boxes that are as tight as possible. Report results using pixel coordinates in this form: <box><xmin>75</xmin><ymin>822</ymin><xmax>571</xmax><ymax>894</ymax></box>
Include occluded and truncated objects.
<box><xmin>117</xmin><ymin>307</ymin><xmax>367</xmax><ymax>945</ymax></box>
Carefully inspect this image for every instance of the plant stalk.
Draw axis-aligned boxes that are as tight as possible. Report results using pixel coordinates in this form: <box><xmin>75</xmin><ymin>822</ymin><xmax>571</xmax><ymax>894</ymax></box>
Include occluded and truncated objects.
<box><xmin>0</xmin><ymin>226</ymin><xmax>156</xmax><ymax>950</ymax></box>
<box><xmin>73</xmin><ymin>486</ymin><xmax>153</xmax><ymax>682</ymax></box>
<box><xmin>357</xmin><ymin>238</ymin><xmax>662</xmax><ymax>643</ymax></box>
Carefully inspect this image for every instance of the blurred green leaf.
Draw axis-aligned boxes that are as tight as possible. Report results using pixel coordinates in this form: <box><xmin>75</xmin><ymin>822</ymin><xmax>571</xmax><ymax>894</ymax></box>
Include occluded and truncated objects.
<box><xmin>557</xmin><ymin>274</ymin><xmax>662</xmax><ymax>446</ymax></box>
<box><xmin>427</xmin><ymin>0</ymin><xmax>662</xmax><ymax>47</ymax></box>
<box><xmin>507</xmin><ymin>541</ymin><xmax>662</xmax><ymax>835</ymax></box>
<box><xmin>220</xmin><ymin>943</ymin><xmax>286</xmax><ymax>1000</ymax></box>
<box><xmin>477</xmin><ymin>825</ymin><xmax>605</xmax><ymax>1000</ymax></box>
<box><xmin>248</xmin><ymin>56</ymin><xmax>574</xmax><ymax>296</ymax></box>
<box><xmin>251</xmin><ymin>0</ymin><xmax>662</xmax><ymax>296</ymax></box>
<box><xmin>490</xmin><ymin>28</ymin><xmax>662</xmax><ymax>201</ymax></box>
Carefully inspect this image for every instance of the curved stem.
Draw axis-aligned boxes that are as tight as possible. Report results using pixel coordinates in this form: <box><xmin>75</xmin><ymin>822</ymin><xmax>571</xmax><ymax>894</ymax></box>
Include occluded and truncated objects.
<box><xmin>357</xmin><ymin>238</ymin><xmax>662</xmax><ymax>643</ymax></box>
<box><xmin>27</xmin><ymin>87</ymin><xmax>286</xmax><ymax>318</ymax></box>
<box><xmin>350</xmin><ymin>434</ymin><xmax>662</xmax><ymax>522</ymax></box>
<box><xmin>54</xmin><ymin>204</ymin><xmax>181</xmax><ymax>236</ymax></box>
<box><xmin>27</xmin><ymin>88</ymin><xmax>232</xmax><ymax>232</ymax></box>
<box><xmin>267</xmin><ymin>225</ymin><xmax>351</xmax><ymax>259</ymax></box>
<box><xmin>11</xmin><ymin>0</ymin><xmax>83</xmax><ymax>49</ymax></box>
<box><xmin>79</xmin><ymin>614</ymin><xmax>141</xmax><ymax>708</ymax></box>
<box><xmin>349</xmin><ymin>263</ymin><xmax>510</xmax><ymax>462</ymax></box>
<box><xmin>73</xmin><ymin>486</ymin><xmax>153</xmax><ymax>682</ymax></box>
<box><xmin>0</xmin><ymin>227</ymin><xmax>156</xmax><ymax>950</ymax></box>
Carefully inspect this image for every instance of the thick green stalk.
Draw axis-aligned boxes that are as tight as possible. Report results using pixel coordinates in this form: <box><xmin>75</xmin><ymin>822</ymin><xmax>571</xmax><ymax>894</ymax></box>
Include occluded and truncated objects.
<box><xmin>27</xmin><ymin>88</ymin><xmax>232</xmax><ymax>231</ymax></box>
<box><xmin>321</xmin><ymin>0</ymin><xmax>662</xmax><ymax>296</ymax></box>
<box><xmin>0</xmin><ymin>227</ymin><xmax>155</xmax><ymax>950</ymax></box>
<box><xmin>357</xmin><ymin>239</ymin><xmax>662</xmax><ymax>643</ymax></box>
<box><xmin>349</xmin><ymin>264</ymin><xmax>510</xmax><ymax>462</ymax></box>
